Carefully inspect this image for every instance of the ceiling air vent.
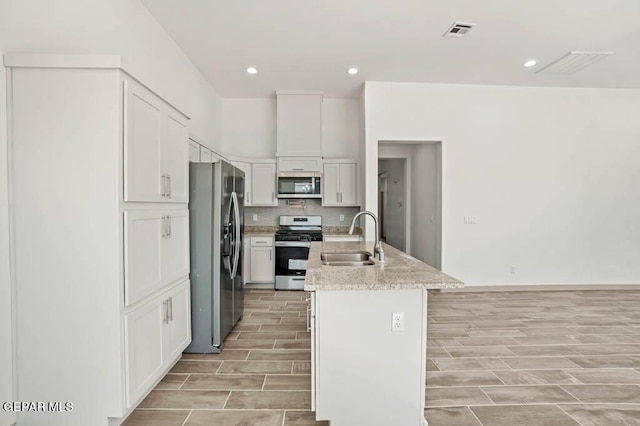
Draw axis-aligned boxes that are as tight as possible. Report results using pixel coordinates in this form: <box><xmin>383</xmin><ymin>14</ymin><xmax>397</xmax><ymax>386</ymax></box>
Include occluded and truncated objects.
<box><xmin>443</xmin><ymin>22</ymin><xmax>476</xmax><ymax>39</ymax></box>
<box><xmin>536</xmin><ymin>51</ymin><xmax>613</xmax><ymax>74</ymax></box>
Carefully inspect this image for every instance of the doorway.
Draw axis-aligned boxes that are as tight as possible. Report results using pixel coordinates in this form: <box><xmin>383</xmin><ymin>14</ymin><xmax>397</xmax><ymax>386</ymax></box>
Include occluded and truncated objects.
<box><xmin>378</xmin><ymin>160</ymin><xmax>406</xmax><ymax>251</ymax></box>
<box><xmin>378</xmin><ymin>141</ymin><xmax>442</xmax><ymax>268</ymax></box>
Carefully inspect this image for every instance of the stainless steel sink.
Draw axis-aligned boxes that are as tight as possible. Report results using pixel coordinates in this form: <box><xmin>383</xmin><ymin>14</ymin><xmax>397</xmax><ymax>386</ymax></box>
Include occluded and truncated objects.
<box><xmin>320</xmin><ymin>251</ymin><xmax>375</xmax><ymax>266</ymax></box>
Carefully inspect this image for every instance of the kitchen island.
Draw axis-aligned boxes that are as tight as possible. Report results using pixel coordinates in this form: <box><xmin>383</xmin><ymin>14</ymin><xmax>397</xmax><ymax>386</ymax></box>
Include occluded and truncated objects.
<box><xmin>305</xmin><ymin>241</ymin><xmax>463</xmax><ymax>426</ymax></box>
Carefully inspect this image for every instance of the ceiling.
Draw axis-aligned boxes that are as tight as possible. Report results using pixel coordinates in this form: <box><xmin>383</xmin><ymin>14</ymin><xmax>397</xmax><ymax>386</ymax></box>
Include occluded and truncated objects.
<box><xmin>141</xmin><ymin>0</ymin><xmax>640</xmax><ymax>98</ymax></box>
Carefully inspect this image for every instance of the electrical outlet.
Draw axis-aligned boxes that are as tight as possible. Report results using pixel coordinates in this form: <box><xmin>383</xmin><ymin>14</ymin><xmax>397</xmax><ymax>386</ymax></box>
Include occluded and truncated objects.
<box><xmin>339</xmin><ymin>214</ymin><xmax>345</xmax><ymax>222</ymax></box>
<box><xmin>510</xmin><ymin>266</ymin><xmax>516</xmax><ymax>274</ymax></box>
<box><xmin>463</xmin><ymin>216</ymin><xmax>478</xmax><ymax>225</ymax></box>
<box><xmin>252</xmin><ymin>214</ymin><xmax>258</xmax><ymax>222</ymax></box>
<box><xmin>392</xmin><ymin>312</ymin><xmax>404</xmax><ymax>331</ymax></box>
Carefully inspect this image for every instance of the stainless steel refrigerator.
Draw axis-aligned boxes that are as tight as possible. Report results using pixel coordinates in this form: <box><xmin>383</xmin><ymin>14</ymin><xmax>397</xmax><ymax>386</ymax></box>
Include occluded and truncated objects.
<box><xmin>185</xmin><ymin>160</ymin><xmax>244</xmax><ymax>353</ymax></box>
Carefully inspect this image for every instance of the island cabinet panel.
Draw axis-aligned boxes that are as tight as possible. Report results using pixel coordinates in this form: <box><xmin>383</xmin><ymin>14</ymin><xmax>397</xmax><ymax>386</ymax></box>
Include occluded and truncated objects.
<box><xmin>313</xmin><ymin>289</ymin><xmax>427</xmax><ymax>426</ymax></box>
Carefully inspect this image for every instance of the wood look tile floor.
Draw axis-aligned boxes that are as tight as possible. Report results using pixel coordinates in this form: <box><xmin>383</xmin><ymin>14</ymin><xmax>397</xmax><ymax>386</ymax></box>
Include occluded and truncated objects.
<box><xmin>426</xmin><ymin>289</ymin><xmax>640</xmax><ymax>426</ymax></box>
<box><xmin>124</xmin><ymin>289</ymin><xmax>326</xmax><ymax>426</ymax></box>
<box><xmin>125</xmin><ymin>289</ymin><xmax>640</xmax><ymax>425</ymax></box>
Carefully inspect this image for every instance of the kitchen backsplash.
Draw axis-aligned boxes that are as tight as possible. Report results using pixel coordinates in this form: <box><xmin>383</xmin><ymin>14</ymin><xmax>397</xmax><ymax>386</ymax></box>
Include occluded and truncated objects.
<box><xmin>245</xmin><ymin>199</ymin><xmax>361</xmax><ymax>226</ymax></box>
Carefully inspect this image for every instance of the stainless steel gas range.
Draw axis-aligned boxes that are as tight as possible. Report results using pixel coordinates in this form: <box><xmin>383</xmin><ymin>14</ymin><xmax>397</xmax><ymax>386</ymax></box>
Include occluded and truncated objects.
<box><xmin>274</xmin><ymin>215</ymin><xmax>323</xmax><ymax>290</ymax></box>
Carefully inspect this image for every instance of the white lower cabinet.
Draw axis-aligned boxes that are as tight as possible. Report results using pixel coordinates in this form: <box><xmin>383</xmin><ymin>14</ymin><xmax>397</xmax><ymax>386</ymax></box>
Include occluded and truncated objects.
<box><xmin>125</xmin><ymin>210</ymin><xmax>190</xmax><ymax>306</ymax></box>
<box><xmin>125</xmin><ymin>280</ymin><xmax>191</xmax><ymax>408</ymax></box>
<box><xmin>243</xmin><ymin>237</ymin><xmax>251</xmax><ymax>284</ymax></box>
<box><xmin>249</xmin><ymin>237</ymin><xmax>275</xmax><ymax>283</ymax></box>
<box><xmin>124</xmin><ymin>296</ymin><xmax>165</xmax><ymax>408</ymax></box>
<box><xmin>162</xmin><ymin>281</ymin><xmax>192</xmax><ymax>361</ymax></box>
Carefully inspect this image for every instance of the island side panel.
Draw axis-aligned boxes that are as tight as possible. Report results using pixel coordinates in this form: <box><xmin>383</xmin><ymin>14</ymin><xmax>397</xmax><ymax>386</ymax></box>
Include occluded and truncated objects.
<box><xmin>315</xmin><ymin>288</ymin><xmax>427</xmax><ymax>426</ymax></box>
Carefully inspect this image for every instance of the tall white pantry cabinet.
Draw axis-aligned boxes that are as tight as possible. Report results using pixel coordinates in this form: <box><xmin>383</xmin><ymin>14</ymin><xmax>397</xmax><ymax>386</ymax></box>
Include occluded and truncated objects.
<box><xmin>5</xmin><ymin>54</ymin><xmax>192</xmax><ymax>426</ymax></box>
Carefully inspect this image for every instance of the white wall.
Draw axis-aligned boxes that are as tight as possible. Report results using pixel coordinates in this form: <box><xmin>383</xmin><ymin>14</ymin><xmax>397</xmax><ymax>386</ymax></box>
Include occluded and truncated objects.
<box><xmin>222</xmin><ymin>98</ymin><xmax>360</xmax><ymax>158</ymax></box>
<box><xmin>411</xmin><ymin>144</ymin><xmax>440</xmax><ymax>267</ymax></box>
<box><xmin>222</xmin><ymin>98</ymin><xmax>277</xmax><ymax>158</ymax></box>
<box><xmin>365</xmin><ymin>82</ymin><xmax>640</xmax><ymax>286</ymax></box>
<box><xmin>0</xmin><ymin>45</ymin><xmax>15</xmax><ymax>426</ymax></box>
<box><xmin>0</xmin><ymin>1</ymin><xmax>223</xmax><ymax>424</ymax></box>
<box><xmin>0</xmin><ymin>0</ymin><xmax>222</xmax><ymax>149</ymax></box>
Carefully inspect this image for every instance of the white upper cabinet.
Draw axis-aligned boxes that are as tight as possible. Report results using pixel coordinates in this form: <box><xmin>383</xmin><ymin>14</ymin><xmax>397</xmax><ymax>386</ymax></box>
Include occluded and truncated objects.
<box><xmin>339</xmin><ymin>163</ymin><xmax>357</xmax><ymax>205</ymax></box>
<box><xmin>277</xmin><ymin>157</ymin><xmax>322</xmax><ymax>172</ymax></box>
<box><xmin>322</xmin><ymin>162</ymin><xmax>358</xmax><ymax>206</ymax></box>
<box><xmin>124</xmin><ymin>79</ymin><xmax>188</xmax><ymax>203</ymax></box>
<box><xmin>232</xmin><ymin>161</ymin><xmax>252</xmax><ymax>206</ymax></box>
<box><xmin>124</xmin><ymin>81</ymin><xmax>163</xmax><ymax>202</ymax></box>
<box><xmin>322</xmin><ymin>163</ymin><xmax>340</xmax><ymax>205</ymax></box>
<box><xmin>163</xmin><ymin>112</ymin><xmax>189</xmax><ymax>202</ymax></box>
<box><xmin>251</xmin><ymin>163</ymin><xmax>278</xmax><ymax>206</ymax></box>
<box><xmin>276</xmin><ymin>92</ymin><xmax>323</xmax><ymax>157</ymax></box>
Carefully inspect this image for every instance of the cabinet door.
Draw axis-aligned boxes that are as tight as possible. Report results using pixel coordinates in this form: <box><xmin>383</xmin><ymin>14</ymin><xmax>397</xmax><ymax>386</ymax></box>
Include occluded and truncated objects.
<box><xmin>161</xmin><ymin>210</ymin><xmax>190</xmax><ymax>287</ymax></box>
<box><xmin>322</xmin><ymin>163</ymin><xmax>340</xmax><ymax>206</ymax></box>
<box><xmin>189</xmin><ymin>140</ymin><xmax>200</xmax><ymax>162</ymax></box>
<box><xmin>251</xmin><ymin>163</ymin><xmax>277</xmax><ymax>206</ymax></box>
<box><xmin>232</xmin><ymin>161</ymin><xmax>252</xmax><ymax>206</ymax></box>
<box><xmin>125</xmin><ymin>298</ymin><xmax>165</xmax><ymax>408</ymax></box>
<box><xmin>339</xmin><ymin>163</ymin><xmax>358</xmax><ymax>205</ymax></box>
<box><xmin>163</xmin><ymin>280</ymin><xmax>191</xmax><ymax>361</ymax></box>
<box><xmin>310</xmin><ymin>293</ymin><xmax>318</xmax><ymax>412</ymax></box>
<box><xmin>124</xmin><ymin>211</ymin><xmax>164</xmax><ymax>305</ymax></box>
<box><xmin>277</xmin><ymin>157</ymin><xmax>322</xmax><ymax>172</ymax></box>
<box><xmin>250</xmin><ymin>246</ymin><xmax>274</xmax><ymax>283</ymax></box>
<box><xmin>243</xmin><ymin>238</ymin><xmax>251</xmax><ymax>284</ymax></box>
<box><xmin>162</xmin><ymin>112</ymin><xmax>189</xmax><ymax>202</ymax></box>
<box><xmin>200</xmin><ymin>146</ymin><xmax>212</xmax><ymax>163</ymax></box>
<box><xmin>124</xmin><ymin>81</ymin><xmax>163</xmax><ymax>202</ymax></box>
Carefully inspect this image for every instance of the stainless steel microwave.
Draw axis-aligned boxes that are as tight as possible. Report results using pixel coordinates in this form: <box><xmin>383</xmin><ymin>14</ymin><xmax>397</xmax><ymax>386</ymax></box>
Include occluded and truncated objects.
<box><xmin>277</xmin><ymin>172</ymin><xmax>321</xmax><ymax>198</ymax></box>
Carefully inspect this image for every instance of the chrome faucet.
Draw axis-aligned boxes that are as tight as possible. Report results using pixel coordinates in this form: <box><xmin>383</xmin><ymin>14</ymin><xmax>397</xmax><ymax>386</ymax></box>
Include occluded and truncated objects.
<box><xmin>349</xmin><ymin>210</ymin><xmax>385</xmax><ymax>262</ymax></box>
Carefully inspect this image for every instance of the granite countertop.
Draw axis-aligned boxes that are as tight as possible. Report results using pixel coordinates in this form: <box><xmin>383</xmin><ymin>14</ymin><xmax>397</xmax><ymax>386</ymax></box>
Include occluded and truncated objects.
<box><xmin>321</xmin><ymin>226</ymin><xmax>362</xmax><ymax>236</ymax></box>
<box><xmin>305</xmin><ymin>241</ymin><xmax>463</xmax><ymax>291</ymax></box>
<box><xmin>244</xmin><ymin>226</ymin><xmax>362</xmax><ymax>237</ymax></box>
<box><xmin>244</xmin><ymin>226</ymin><xmax>277</xmax><ymax>237</ymax></box>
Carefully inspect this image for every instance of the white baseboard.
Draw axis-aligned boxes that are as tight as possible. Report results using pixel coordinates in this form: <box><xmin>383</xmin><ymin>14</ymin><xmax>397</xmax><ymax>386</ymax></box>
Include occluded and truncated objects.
<box><xmin>440</xmin><ymin>283</ymin><xmax>640</xmax><ymax>292</ymax></box>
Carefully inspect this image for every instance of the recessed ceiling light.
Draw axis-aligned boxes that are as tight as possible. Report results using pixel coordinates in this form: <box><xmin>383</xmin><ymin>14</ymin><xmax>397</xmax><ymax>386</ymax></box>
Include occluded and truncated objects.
<box><xmin>347</xmin><ymin>67</ymin><xmax>359</xmax><ymax>75</ymax></box>
<box><xmin>246</xmin><ymin>67</ymin><xmax>258</xmax><ymax>74</ymax></box>
<box><xmin>523</xmin><ymin>59</ymin><xmax>537</xmax><ymax>68</ymax></box>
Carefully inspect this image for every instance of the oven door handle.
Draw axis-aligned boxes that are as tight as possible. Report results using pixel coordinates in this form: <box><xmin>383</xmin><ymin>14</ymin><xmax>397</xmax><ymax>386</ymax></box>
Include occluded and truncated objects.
<box><xmin>275</xmin><ymin>242</ymin><xmax>312</xmax><ymax>248</ymax></box>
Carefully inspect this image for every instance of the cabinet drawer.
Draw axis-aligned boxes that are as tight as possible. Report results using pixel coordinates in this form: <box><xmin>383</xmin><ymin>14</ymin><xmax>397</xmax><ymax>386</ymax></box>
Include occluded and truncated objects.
<box><xmin>251</xmin><ymin>236</ymin><xmax>274</xmax><ymax>247</ymax></box>
<box><xmin>277</xmin><ymin>157</ymin><xmax>322</xmax><ymax>172</ymax></box>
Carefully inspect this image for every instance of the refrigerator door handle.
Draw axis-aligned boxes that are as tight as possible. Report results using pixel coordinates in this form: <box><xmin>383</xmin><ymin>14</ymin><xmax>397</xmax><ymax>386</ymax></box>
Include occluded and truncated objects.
<box><xmin>230</xmin><ymin>191</ymin><xmax>241</xmax><ymax>280</ymax></box>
